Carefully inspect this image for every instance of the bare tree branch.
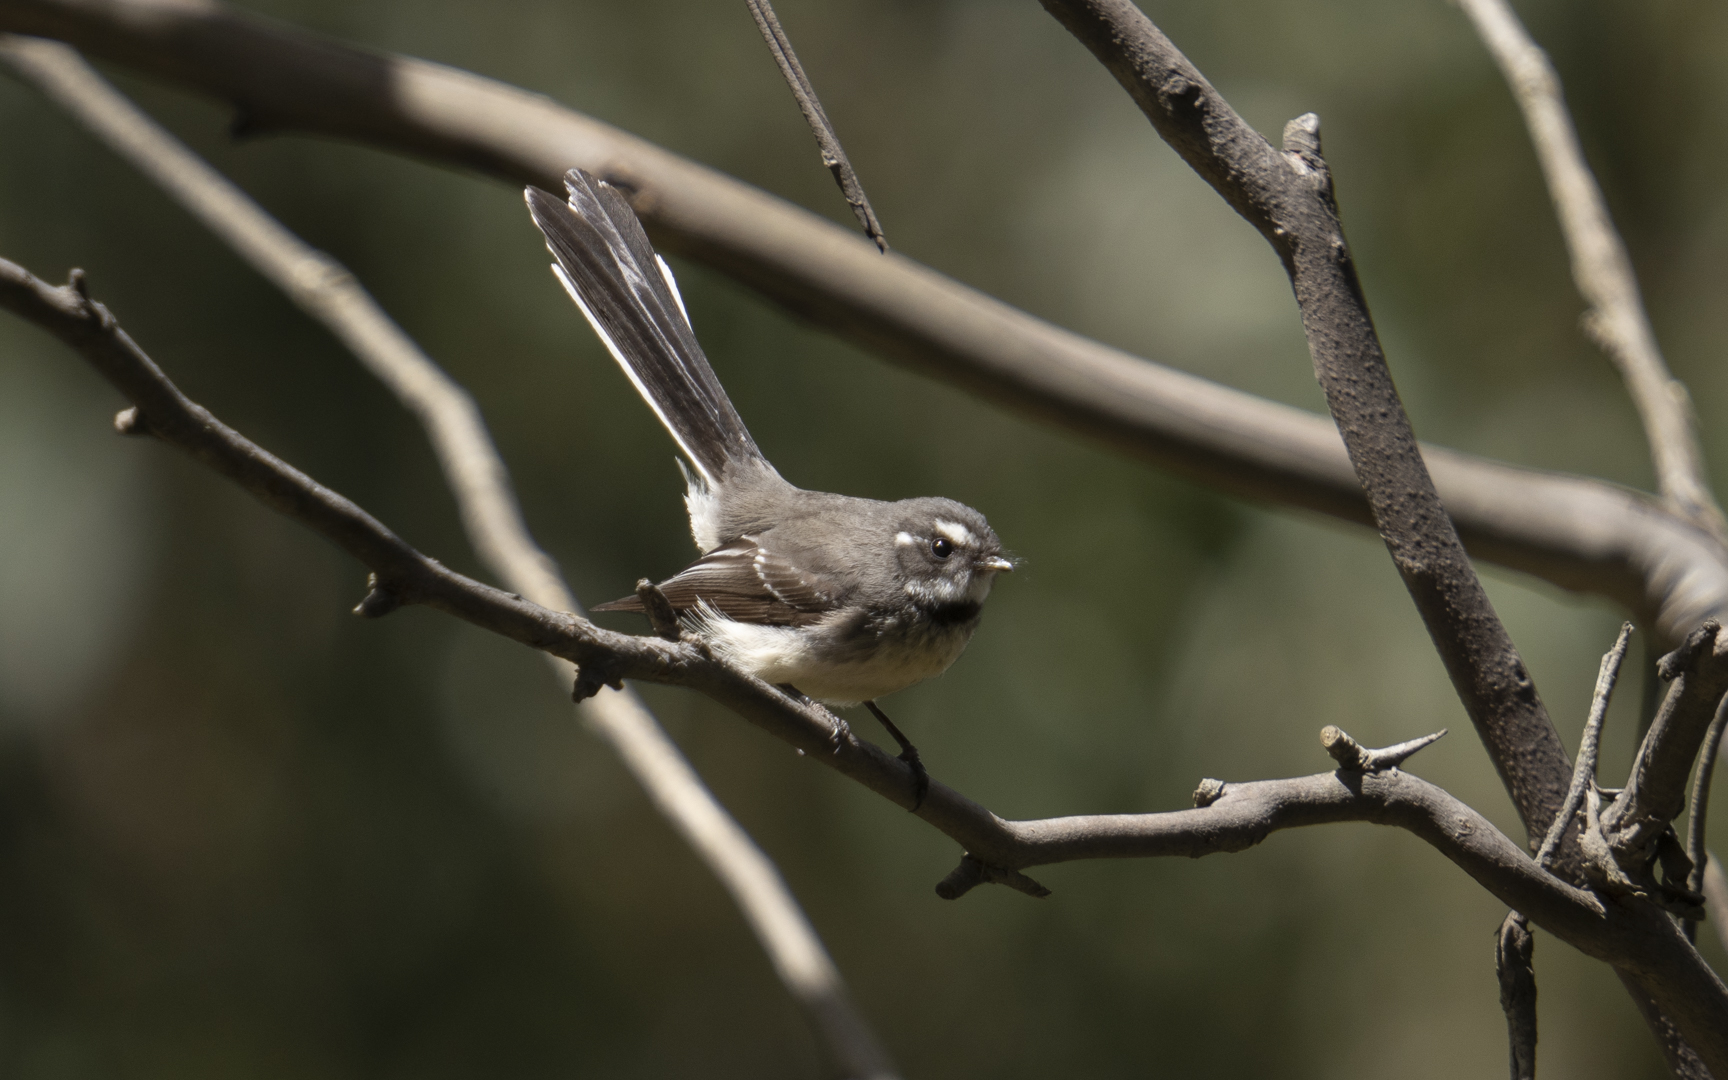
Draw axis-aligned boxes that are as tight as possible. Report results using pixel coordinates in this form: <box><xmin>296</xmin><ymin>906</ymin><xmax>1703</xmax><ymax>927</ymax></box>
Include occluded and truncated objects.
<box><xmin>1455</xmin><ymin>0</ymin><xmax>1726</xmax><ymax>545</ymax></box>
<box><xmin>1536</xmin><ymin>622</ymin><xmax>1632</xmax><ymax>867</ymax></box>
<box><xmin>1605</xmin><ymin>621</ymin><xmax>1728</xmax><ymax>878</ymax></box>
<box><xmin>1030</xmin><ymin>3</ymin><xmax>1727</xmax><ymax>1070</ymax></box>
<box><xmin>4</xmin><ymin>256</ymin><xmax>1726</xmax><ymax>1069</ymax></box>
<box><xmin>1686</xmin><ymin>705</ymin><xmax>1726</xmax><ymax>918</ymax></box>
<box><xmin>3</xmin><ymin>2</ymin><xmax>1726</xmax><ymax>1066</ymax></box>
<box><xmin>1497</xmin><ymin>910</ymin><xmax>1537</xmax><ymax>1080</ymax></box>
<box><xmin>0</xmin><ymin>0</ymin><xmax>1723</xmax><ymax>647</ymax></box>
<box><xmin>0</xmin><ymin>35</ymin><xmax>900</xmax><ymax>1078</ymax></box>
<box><xmin>1037</xmin><ymin>0</ymin><xmax>1566</xmax><ymax>847</ymax></box>
<box><xmin>744</xmin><ymin>0</ymin><xmax>886</xmax><ymax>252</ymax></box>
<box><xmin>1706</xmin><ymin>854</ymin><xmax>1728</xmax><ymax>954</ymax></box>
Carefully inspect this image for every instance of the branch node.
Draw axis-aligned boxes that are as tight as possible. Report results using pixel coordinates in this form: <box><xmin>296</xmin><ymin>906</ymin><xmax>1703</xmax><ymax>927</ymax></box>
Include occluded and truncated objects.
<box><xmin>67</xmin><ymin>266</ymin><xmax>90</xmax><ymax>302</ymax></box>
<box><xmin>1192</xmin><ymin>777</ymin><xmax>1227</xmax><ymax>808</ymax></box>
<box><xmin>935</xmin><ymin>855</ymin><xmax>1051</xmax><ymax>901</ymax></box>
<box><xmin>112</xmin><ymin>406</ymin><xmax>152</xmax><ymax>437</ymax></box>
<box><xmin>352</xmin><ymin>574</ymin><xmax>405</xmax><ymax>618</ymax></box>
<box><xmin>571</xmin><ymin>655</ymin><xmax>625</xmax><ymax>703</ymax></box>
<box><xmin>634</xmin><ymin>578</ymin><xmax>682</xmax><ymax>640</ymax></box>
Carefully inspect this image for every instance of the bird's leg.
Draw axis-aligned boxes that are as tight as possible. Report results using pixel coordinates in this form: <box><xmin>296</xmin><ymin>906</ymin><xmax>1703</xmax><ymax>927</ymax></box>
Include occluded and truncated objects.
<box><xmin>864</xmin><ymin>700</ymin><xmax>928</xmax><ymax>812</ymax></box>
<box><xmin>779</xmin><ymin>684</ymin><xmax>851</xmax><ymax>750</ymax></box>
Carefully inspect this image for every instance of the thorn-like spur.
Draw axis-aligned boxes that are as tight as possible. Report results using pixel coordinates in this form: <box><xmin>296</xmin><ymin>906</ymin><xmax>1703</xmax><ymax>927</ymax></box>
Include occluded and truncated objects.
<box><xmin>865</xmin><ymin>699</ymin><xmax>929</xmax><ymax>812</ymax></box>
<box><xmin>1320</xmin><ymin>725</ymin><xmax>1447</xmax><ymax>772</ymax></box>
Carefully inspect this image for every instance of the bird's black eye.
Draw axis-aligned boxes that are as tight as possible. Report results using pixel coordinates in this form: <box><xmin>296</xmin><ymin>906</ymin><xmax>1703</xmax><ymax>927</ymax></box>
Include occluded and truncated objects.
<box><xmin>931</xmin><ymin>537</ymin><xmax>953</xmax><ymax>559</ymax></box>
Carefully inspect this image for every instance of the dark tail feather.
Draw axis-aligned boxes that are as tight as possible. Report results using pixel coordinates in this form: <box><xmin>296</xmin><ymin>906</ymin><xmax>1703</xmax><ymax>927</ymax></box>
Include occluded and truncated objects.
<box><xmin>525</xmin><ymin>170</ymin><xmax>764</xmax><ymax>485</ymax></box>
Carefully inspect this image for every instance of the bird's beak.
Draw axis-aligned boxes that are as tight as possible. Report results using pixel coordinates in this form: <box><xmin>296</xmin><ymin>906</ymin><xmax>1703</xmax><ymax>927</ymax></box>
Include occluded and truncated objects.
<box><xmin>980</xmin><ymin>556</ymin><xmax>1015</xmax><ymax>573</ymax></box>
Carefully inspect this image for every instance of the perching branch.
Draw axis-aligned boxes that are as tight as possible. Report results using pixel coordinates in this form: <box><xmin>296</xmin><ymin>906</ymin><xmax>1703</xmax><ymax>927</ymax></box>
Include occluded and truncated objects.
<box><xmin>0</xmin><ymin>0</ymin><xmax>1724</xmax><ymax>646</ymax></box>
<box><xmin>4</xmin><ymin>252</ymin><xmax>1727</xmax><ymax>1071</ymax></box>
<box><xmin>0</xmin><ymin>36</ymin><xmax>900</xmax><ymax>1079</ymax></box>
<box><xmin>744</xmin><ymin>0</ymin><xmax>887</xmax><ymax>252</ymax></box>
<box><xmin>1455</xmin><ymin>0</ymin><xmax>1726</xmax><ymax>545</ymax></box>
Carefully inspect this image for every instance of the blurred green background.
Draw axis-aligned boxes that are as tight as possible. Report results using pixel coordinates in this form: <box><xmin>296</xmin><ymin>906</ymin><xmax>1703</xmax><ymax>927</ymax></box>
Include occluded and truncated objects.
<box><xmin>0</xmin><ymin>0</ymin><xmax>1724</xmax><ymax>1075</ymax></box>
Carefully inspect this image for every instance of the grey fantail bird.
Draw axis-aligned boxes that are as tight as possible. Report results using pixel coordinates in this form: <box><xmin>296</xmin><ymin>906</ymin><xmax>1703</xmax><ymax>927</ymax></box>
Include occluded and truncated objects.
<box><xmin>525</xmin><ymin>169</ymin><xmax>1013</xmax><ymax>805</ymax></box>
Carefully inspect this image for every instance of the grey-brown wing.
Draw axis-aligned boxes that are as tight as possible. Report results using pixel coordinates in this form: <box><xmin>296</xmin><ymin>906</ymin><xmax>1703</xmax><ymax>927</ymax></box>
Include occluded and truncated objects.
<box><xmin>592</xmin><ymin>536</ymin><xmax>845</xmax><ymax>627</ymax></box>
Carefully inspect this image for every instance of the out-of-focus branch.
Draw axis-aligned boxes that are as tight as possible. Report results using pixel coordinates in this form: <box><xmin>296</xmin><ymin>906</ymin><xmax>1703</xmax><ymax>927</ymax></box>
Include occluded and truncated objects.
<box><xmin>1038</xmin><ymin>0</ymin><xmax>1566</xmax><ymax>845</ymax></box>
<box><xmin>1456</xmin><ymin>0</ymin><xmax>1726</xmax><ymax>546</ymax></box>
<box><xmin>744</xmin><ymin>0</ymin><xmax>886</xmax><ymax>252</ymax></box>
<box><xmin>4</xmin><ymin>258</ymin><xmax>1725</xmax><ymax>1068</ymax></box>
<box><xmin>0</xmin><ymin>0</ymin><xmax>1723</xmax><ymax>645</ymax></box>
<box><xmin>0</xmin><ymin>36</ymin><xmax>898</xmax><ymax>1079</ymax></box>
<box><xmin>1706</xmin><ymin>855</ymin><xmax>1728</xmax><ymax>953</ymax></box>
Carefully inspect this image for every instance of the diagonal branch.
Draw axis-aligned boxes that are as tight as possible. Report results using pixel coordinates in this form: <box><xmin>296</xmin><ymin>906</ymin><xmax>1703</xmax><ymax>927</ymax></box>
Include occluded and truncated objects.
<box><xmin>1036</xmin><ymin>0</ymin><xmax>1567</xmax><ymax>844</ymax></box>
<box><xmin>0</xmin><ymin>35</ymin><xmax>899</xmax><ymax>1078</ymax></box>
<box><xmin>1455</xmin><ymin>0</ymin><xmax>1726</xmax><ymax>545</ymax></box>
<box><xmin>745</xmin><ymin>0</ymin><xmax>887</xmax><ymax>252</ymax></box>
<box><xmin>1034</xmin><ymin>3</ymin><xmax>1725</xmax><ymax>1071</ymax></box>
<box><xmin>0</xmin><ymin>0</ymin><xmax>1723</xmax><ymax>648</ymax></box>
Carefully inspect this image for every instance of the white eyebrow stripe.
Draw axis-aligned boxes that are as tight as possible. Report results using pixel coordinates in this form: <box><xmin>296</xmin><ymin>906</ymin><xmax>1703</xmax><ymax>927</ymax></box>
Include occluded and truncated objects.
<box><xmin>895</xmin><ymin>531</ymin><xmax>918</xmax><ymax>546</ymax></box>
<box><xmin>934</xmin><ymin>520</ymin><xmax>975</xmax><ymax>545</ymax></box>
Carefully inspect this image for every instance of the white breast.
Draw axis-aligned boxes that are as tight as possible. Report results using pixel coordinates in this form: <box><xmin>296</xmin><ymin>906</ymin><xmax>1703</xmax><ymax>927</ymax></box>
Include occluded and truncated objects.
<box><xmin>689</xmin><ymin>608</ymin><xmax>974</xmax><ymax>706</ymax></box>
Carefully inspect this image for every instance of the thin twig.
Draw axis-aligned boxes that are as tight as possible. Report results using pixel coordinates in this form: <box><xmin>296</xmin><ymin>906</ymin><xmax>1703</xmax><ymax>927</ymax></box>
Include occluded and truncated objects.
<box><xmin>1536</xmin><ymin>621</ymin><xmax>1633</xmax><ymax>867</ymax></box>
<box><xmin>1683</xmin><ymin>698</ymin><xmax>1726</xmax><ymax>947</ymax></box>
<box><xmin>745</xmin><ymin>0</ymin><xmax>887</xmax><ymax>252</ymax></box>
<box><xmin>3</xmin><ymin>2</ymin><xmax>1728</xmax><ymax>648</ymax></box>
<box><xmin>1687</xmin><ymin>702</ymin><xmax>1727</xmax><ymax>893</ymax></box>
<box><xmin>1705</xmin><ymin>854</ymin><xmax>1728</xmax><ymax>955</ymax></box>
<box><xmin>4</xmin><ymin>261</ymin><xmax>1726</xmax><ymax>1066</ymax></box>
<box><xmin>0</xmin><ymin>36</ymin><xmax>898</xmax><ymax>1079</ymax></box>
<box><xmin>1455</xmin><ymin>0</ymin><xmax>1728</xmax><ymax>545</ymax></box>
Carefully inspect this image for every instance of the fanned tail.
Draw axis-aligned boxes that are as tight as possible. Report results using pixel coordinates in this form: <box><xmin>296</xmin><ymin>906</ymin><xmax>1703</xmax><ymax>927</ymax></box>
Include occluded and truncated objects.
<box><xmin>525</xmin><ymin>169</ymin><xmax>765</xmax><ymax>486</ymax></box>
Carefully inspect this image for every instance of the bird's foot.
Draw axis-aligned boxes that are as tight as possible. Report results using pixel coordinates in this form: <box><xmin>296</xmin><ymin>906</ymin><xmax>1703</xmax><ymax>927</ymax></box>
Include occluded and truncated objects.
<box><xmin>864</xmin><ymin>700</ymin><xmax>928</xmax><ymax>812</ymax></box>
